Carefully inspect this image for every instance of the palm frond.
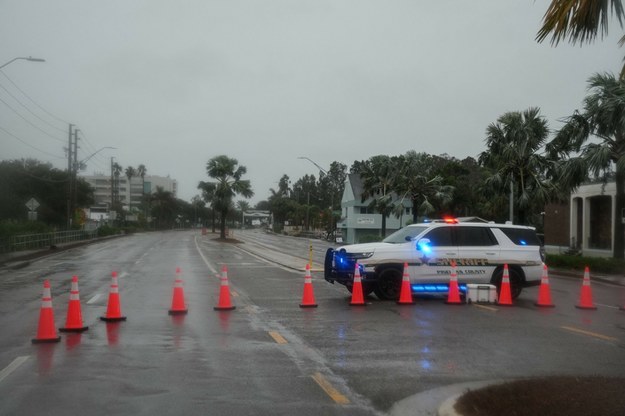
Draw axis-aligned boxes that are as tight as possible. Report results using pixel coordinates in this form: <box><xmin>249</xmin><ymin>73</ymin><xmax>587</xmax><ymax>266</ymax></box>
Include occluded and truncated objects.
<box><xmin>537</xmin><ymin>0</ymin><xmax>624</xmax><ymax>45</ymax></box>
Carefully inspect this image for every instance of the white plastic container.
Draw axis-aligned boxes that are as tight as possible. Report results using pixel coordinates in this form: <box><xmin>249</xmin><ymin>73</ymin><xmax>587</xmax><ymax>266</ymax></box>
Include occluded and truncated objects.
<box><xmin>466</xmin><ymin>284</ymin><xmax>498</xmax><ymax>304</ymax></box>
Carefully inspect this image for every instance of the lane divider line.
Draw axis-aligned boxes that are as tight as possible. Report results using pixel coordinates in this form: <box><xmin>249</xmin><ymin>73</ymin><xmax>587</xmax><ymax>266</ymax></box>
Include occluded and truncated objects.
<box><xmin>86</xmin><ymin>294</ymin><xmax>101</xmax><ymax>304</ymax></box>
<box><xmin>311</xmin><ymin>372</ymin><xmax>350</xmax><ymax>405</ymax></box>
<box><xmin>268</xmin><ymin>331</ymin><xmax>288</xmax><ymax>344</ymax></box>
<box><xmin>194</xmin><ymin>235</ymin><xmax>217</xmax><ymax>274</ymax></box>
<box><xmin>0</xmin><ymin>356</ymin><xmax>29</xmax><ymax>383</ymax></box>
<box><xmin>561</xmin><ymin>326</ymin><xmax>618</xmax><ymax>342</ymax></box>
<box><xmin>473</xmin><ymin>304</ymin><xmax>498</xmax><ymax>312</ymax></box>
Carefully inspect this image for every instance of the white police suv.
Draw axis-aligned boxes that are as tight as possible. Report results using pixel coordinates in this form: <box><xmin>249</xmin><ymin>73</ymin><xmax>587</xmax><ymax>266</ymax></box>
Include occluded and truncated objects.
<box><xmin>323</xmin><ymin>218</ymin><xmax>545</xmax><ymax>300</ymax></box>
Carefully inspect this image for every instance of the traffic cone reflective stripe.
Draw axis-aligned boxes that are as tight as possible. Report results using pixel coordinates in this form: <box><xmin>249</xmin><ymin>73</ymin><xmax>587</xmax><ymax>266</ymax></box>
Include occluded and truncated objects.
<box><xmin>214</xmin><ymin>265</ymin><xmax>235</xmax><ymax>311</ymax></box>
<box><xmin>100</xmin><ymin>271</ymin><xmax>127</xmax><ymax>322</ymax></box>
<box><xmin>534</xmin><ymin>265</ymin><xmax>555</xmax><ymax>308</ymax></box>
<box><xmin>397</xmin><ymin>262</ymin><xmax>414</xmax><ymax>305</ymax></box>
<box><xmin>32</xmin><ymin>280</ymin><xmax>61</xmax><ymax>343</ymax></box>
<box><xmin>445</xmin><ymin>261</ymin><xmax>463</xmax><ymax>305</ymax></box>
<box><xmin>349</xmin><ymin>262</ymin><xmax>366</xmax><ymax>306</ymax></box>
<box><xmin>60</xmin><ymin>275</ymin><xmax>89</xmax><ymax>332</ymax></box>
<box><xmin>497</xmin><ymin>264</ymin><xmax>513</xmax><ymax>306</ymax></box>
<box><xmin>300</xmin><ymin>264</ymin><xmax>318</xmax><ymax>308</ymax></box>
<box><xmin>169</xmin><ymin>267</ymin><xmax>188</xmax><ymax>315</ymax></box>
<box><xmin>575</xmin><ymin>266</ymin><xmax>597</xmax><ymax>310</ymax></box>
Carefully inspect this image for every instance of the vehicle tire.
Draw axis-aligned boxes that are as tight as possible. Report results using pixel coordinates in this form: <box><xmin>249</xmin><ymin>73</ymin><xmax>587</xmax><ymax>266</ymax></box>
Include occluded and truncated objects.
<box><xmin>491</xmin><ymin>266</ymin><xmax>524</xmax><ymax>299</ymax></box>
<box><xmin>373</xmin><ymin>267</ymin><xmax>402</xmax><ymax>300</ymax></box>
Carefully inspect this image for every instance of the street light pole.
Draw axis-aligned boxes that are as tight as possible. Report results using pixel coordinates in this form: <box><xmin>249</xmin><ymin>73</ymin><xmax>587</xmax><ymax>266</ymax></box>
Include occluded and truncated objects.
<box><xmin>0</xmin><ymin>56</ymin><xmax>46</xmax><ymax>70</ymax></box>
<box><xmin>297</xmin><ymin>156</ymin><xmax>327</xmax><ymax>175</ymax></box>
<box><xmin>298</xmin><ymin>156</ymin><xmax>338</xmax><ymax>236</ymax></box>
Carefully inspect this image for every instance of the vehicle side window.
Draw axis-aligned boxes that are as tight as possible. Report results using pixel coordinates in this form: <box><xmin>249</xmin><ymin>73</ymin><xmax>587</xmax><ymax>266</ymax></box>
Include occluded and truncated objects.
<box><xmin>456</xmin><ymin>227</ymin><xmax>497</xmax><ymax>246</ymax></box>
<box><xmin>499</xmin><ymin>228</ymin><xmax>541</xmax><ymax>246</ymax></box>
<box><xmin>423</xmin><ymin>227</ymin><xmax>453</xmax><ymax>246</ymax></box>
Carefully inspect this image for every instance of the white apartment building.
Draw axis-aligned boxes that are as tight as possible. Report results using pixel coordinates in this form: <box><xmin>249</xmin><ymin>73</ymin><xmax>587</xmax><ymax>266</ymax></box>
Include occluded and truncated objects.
<box><xmin>80</xmin><ymin>173</ymin><xmax>178</xmax><ymax>211</ymax></box>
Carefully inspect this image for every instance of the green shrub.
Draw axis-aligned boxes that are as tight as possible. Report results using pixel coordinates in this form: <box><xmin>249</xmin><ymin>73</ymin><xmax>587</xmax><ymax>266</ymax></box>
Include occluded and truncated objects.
<box><xmin>0</xmin><ymin>220</ymin><xmax>52</xmax><ymax>238</ymax></box>
<box><xmin>97</xmin><ymin>225</ymin><xmax>120</xmax><ymax>237</ymax></box>
<box><xmin>546</xmin><ymin>254</ymin><xmax>625</xmax><ymax>274</ymax></box>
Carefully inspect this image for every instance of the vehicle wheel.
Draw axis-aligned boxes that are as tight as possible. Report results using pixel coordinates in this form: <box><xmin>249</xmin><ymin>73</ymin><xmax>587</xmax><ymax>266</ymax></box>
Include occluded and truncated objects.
<box><xmin>491</xmin><ymin>267</ymin><xmax>524</xmax><ymax>299</ymax></box>
<box><xmin>373</xmin><ymin>268</ymin><xmax>402</xmax><ymax>300</ymax></box>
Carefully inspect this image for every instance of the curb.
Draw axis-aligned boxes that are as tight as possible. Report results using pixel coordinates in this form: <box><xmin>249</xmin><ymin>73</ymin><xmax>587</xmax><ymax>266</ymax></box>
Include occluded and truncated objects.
<box><xmin>0</xmin><ymin>234</ymin><xmax>126</xmax><ymax>271</ymax></box>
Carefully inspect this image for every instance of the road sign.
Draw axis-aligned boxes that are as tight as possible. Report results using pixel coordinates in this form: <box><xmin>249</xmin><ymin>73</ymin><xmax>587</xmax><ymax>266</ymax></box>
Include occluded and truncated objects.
<box><xmin>26</xmin><ymin>198</ymin><xmax>40</xmax><ymax>211</ymax></box>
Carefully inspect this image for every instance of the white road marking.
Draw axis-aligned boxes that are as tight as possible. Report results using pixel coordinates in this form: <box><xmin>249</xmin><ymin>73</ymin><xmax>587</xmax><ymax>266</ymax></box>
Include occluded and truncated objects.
<box><xmin>0</xmin><ymin>356</ymin><xmax>29</xmax><ymax>383</ymax></box>
<box><xmin>194</xmin><ymin>236</ymin><xmax>217</xmax><ymax>274</ymax></box>
<box><xmin>87</xmin><ymin>294</ymin><xmax>101</xmax><ymax>304</ymax></box>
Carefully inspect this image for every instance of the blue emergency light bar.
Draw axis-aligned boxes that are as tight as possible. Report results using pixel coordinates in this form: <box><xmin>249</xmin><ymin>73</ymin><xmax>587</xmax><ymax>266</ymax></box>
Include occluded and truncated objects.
<box><xmin>411</xmin><ymin>284</ymin><xmax>467</xmax><ymax>293</ymax></box>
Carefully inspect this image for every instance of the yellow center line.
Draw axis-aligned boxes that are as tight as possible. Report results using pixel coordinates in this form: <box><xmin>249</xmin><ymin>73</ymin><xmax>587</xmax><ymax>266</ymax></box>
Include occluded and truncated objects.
<box><xmin>473</xmin><ymin>304</ymin><xmax>498</xmax><ymax>312</ymax></box>
<box><xmin>311</xmin><ymin>372</ymin><xmax>350</xmax><ymax>405</ymax></box>
<box><xmin>268</xmin><ymin>331</ymin><xmax>288</xmax><ymax>344</ymax></box>
<box><xmin>561</xmin><ymin>326</ymin><xmax>618</xmax><ymax>342</ymax></box>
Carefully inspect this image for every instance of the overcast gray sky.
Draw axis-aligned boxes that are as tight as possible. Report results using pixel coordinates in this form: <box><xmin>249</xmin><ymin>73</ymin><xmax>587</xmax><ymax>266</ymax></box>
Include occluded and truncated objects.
<box><xmin>1</xmin><ymin>1</ymin><xmax>623</xmax><ymax>204</ymax></box>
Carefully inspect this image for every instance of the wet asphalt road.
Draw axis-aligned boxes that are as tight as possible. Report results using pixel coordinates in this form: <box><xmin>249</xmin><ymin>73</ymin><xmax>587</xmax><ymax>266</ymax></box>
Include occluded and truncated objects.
<box><xmin>0</xmin><ymin>229</ymin><xmax>624</xmax><ymax>416</ymax></box>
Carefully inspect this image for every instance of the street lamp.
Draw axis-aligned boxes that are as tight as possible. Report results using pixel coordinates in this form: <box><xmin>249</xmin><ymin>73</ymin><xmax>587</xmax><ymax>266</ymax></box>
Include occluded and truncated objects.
<box><xmin>0</xmin><ymin>56</ymin><xmax>46</xmax><ymax>70</ymax></box>
<box><xmin>297</xmin><ymin>156</ymin><xmax>338</xmax><ymax>234</ymax></box>
<box><xmin>297</xmin><ymin>156</ymin><xmax>327</xmax><ymax>175</ymax></box>
<box><xmin>76</xmin><ymin>146</ymin><xmax>117</xmax><ymax>170</ymax></box>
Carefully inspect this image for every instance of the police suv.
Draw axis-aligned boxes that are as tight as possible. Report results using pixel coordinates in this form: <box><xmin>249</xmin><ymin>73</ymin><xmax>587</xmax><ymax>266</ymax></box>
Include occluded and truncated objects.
<box><xmin>324</xmin><ymin>218</ymin><xmax>545</xmax><ymax>300</ymax></box>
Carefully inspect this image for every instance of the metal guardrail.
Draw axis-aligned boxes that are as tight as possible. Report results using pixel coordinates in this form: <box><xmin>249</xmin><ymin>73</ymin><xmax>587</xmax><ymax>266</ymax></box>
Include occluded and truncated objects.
<box><xmin>0</xmin><ymin>230</ymin><xmax>99</xmax><ymax>253</ymax></box>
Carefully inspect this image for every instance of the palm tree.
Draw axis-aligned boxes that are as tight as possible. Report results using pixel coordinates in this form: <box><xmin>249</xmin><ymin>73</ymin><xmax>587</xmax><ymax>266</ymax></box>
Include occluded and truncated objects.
<box><xmin>537</xmin><ymin>0</ymin><xmax>625</xmax><ymax>77</ymax></box>
<box><xmin>548</xmin><ymin>72</ymin><xmax>625</xmax><ymax>258</ymax></box>
<box><xmin>150</xmin><ymin>186</ymin><xmax>176</xmax><ymax>229</ymax></box>
<box><xmin>395</xmin><ymin>151</ymin><xmax>454</xmax><ymax>223</ymax></box>
<box><xmin>198</xmin><ymin>180</ymin><xmax>217</xmax><ymax>232</ymax></box>
<box><xmin>203</xmin><ymin>155</ymin><xmax>254</xmax><ymax>239</ymax></box>
<box><xmin>357</xmin><ymin>155</ymin><xmax>400</xmax><ymax>238</ymax></box>
<box><xmin>125</xmin><ymin>166</ymin><xmax>136</xmax><ymax>212</ymax></box>
<box><xmin>478</xmin><ymin>108</ymin><xmax>554</xmax><ymax>225</ymax></box>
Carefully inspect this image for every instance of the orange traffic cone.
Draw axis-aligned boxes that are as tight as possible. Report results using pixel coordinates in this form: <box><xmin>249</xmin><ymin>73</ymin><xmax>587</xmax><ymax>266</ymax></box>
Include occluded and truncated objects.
<box><xmin>60</xmin><ymin>276</ymin><xmax>89</xmax><ymax>332</ymax></box>
<box><xmin>397</xmin><ymin>262</ymin><xmax>414</xmax><ymax>305</ymax></box>
<box><xmin>300</xmin><ymin>264</ymin><xmax>318</xmax><ymax>308</ymax></box>
<box><xmin>214</xmin><ymin>265</ymin><xmax>235</xmax><ymax>311</ymax></box>
<box><xmin>446</xmin><ymin>261</ymin><xmax>463</xmax><ymax>305</ymax></box>
<box><xmin>575</xmin><ymin>266</ymin><xmax>597</xmax><ymax>310</ymax></box>
<box><xmin>349</xmin><ymin>262</ymin><xmax>366</xmax><ymax>306</ymax></box>
<box><xmin>100</xmin><ymin>271</ymin><xmax>127</xmax><ymax>322</ymax></box>
<box><xmin>534</xmin><ymin>264</ymin><xmax>555</xmax><ymax>308</ymax></box>
<box><xmin>497</xmin><ymin>264</ymin><xmax>513</xmax><ymax>306</ymax></box>
<box><xmin>169</xmin><ymin>267</ymin><xmax>188</xmax><ymax>315</ymax></box>
<box><xmin>32</xmin><ymin>280</ymin><xmax>61</xmax><ymax>343</ymax></box>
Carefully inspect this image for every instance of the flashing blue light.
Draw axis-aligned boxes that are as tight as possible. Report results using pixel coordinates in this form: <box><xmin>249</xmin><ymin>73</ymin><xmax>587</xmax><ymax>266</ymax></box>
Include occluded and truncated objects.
<box><xmin>410</xmin><ymin>283</ymin><xmax>469</xmax><ymax>294</ymax></box>
<box><xmin>519</xmin><ymin>240</ymin><xmax>527</xmax><ymax>245</ymax></box>
<box><xmin>418</xmin><ymin>242</ymin><xmax>432</xmax><ymax>254</ymax></box>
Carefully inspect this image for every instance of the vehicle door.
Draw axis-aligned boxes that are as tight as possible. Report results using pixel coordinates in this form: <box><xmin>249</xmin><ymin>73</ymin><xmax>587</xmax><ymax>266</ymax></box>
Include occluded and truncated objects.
<box><xmin>454</xmin><ymin>226</ymin><xmax>500</xmax><ymax>284</ymax></box>
<box><xmin>413</xmin><ymin>225</ymin><xmax>458</xmax><ymax>283</ymax></box>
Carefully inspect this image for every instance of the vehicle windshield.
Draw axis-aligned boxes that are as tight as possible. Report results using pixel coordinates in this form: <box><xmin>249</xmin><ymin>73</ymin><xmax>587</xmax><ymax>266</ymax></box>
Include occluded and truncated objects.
<box><xmin>382</xmin><ymin>225</ymin><xmax>429</xmax><ymax>244</ymax></box>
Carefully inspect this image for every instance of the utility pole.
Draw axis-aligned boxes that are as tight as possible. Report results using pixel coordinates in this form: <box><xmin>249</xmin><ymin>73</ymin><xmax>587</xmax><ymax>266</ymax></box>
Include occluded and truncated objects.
<box><xmin>72</xmin><ymin>129</ymin><xmax>79</xmax><ymax>224</ymax></box>
<box><xmin>110</xmin><ymin>156</ymin><xmax>114</xmax><ymax>213</ymax></box>
<box><xmin>66</xmin><ymin>124</ymin><xmax>74</xmax><ymax>229</ymax></box>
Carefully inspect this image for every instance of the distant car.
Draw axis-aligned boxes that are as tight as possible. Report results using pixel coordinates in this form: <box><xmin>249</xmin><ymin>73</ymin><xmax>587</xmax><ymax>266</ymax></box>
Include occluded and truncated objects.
<box><xmin>324</xmin><ymin>219</ymin><xmax>545</xmax><ymax>300</ymax></box>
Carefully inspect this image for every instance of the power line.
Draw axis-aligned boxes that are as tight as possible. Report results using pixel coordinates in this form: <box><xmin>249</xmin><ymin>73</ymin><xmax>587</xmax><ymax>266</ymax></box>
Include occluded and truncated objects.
<box><xmin>0</xmin><ymin>70</ymin><xmax>69</xmax><ymax>125</ymax></box>
<box><xmin>0</xmin><ymin>124</ymin><xmax>65</xmax><ymax>159</ymax></box>
<box><xmin>0</xmin><ymin>95</ymin><xmax>66</xmax><ymax>142</ymax></box>
<box><xmin>0</xmin><ymin>82</ymin><xmax>67</xmax><ymax>133</ymax></box>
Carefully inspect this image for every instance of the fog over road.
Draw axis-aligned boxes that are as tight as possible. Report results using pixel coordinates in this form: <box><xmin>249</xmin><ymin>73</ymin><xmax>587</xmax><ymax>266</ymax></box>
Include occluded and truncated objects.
<box><xmin>1</xmin><ymin>230</ymin><xmax>623</xmax><ymax>415</ymax></box>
